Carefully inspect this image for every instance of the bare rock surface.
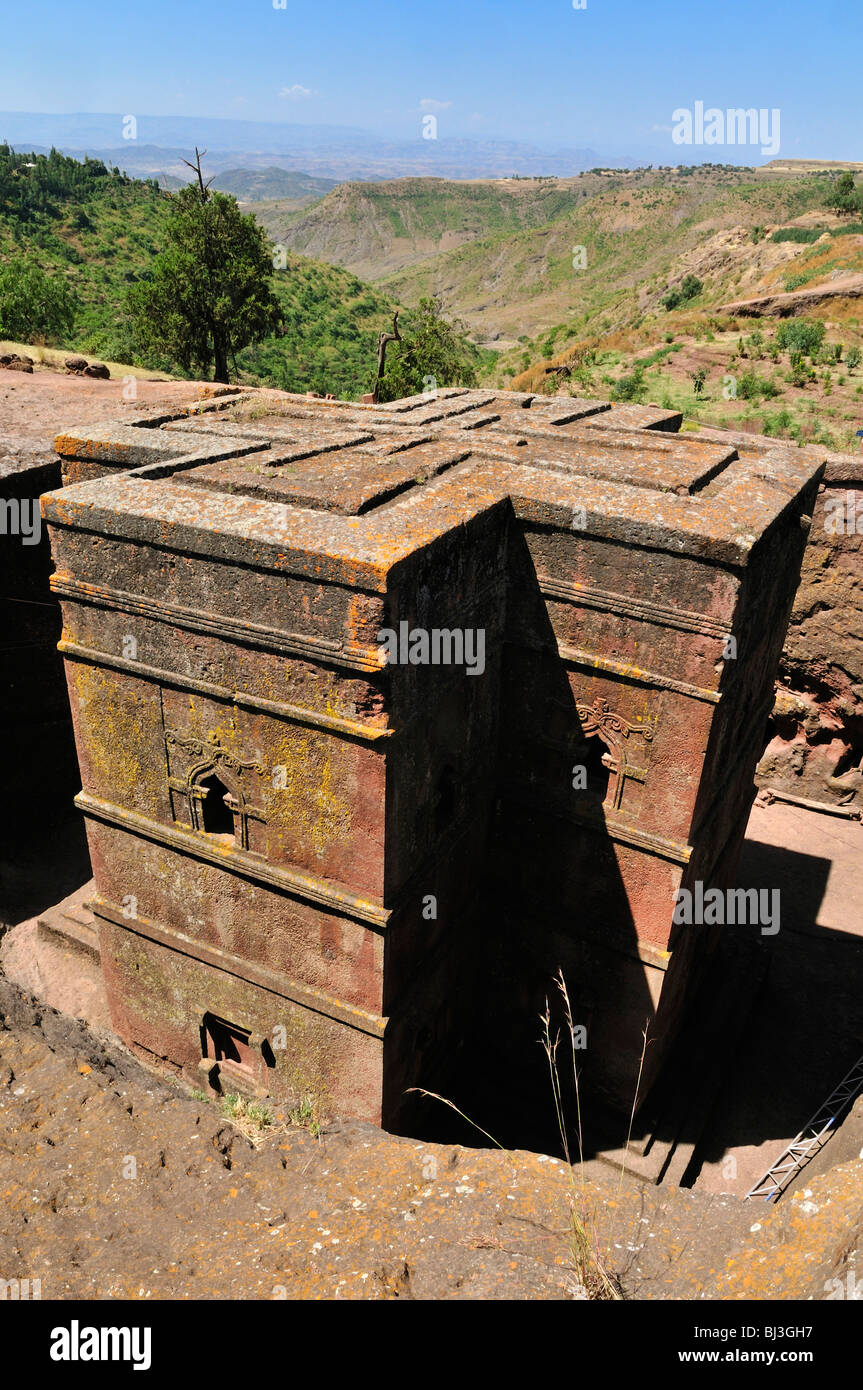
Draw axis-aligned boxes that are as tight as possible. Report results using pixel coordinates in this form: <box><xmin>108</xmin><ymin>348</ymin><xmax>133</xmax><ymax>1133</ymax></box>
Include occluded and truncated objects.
<box><xmin>0</xmin><ymin>973</ymin><xmax>765</xmax><ymax>1301</ymax></box>
<box><xmin>720</xmin><ymin>273</ymin><xmax>863</xmax><ymax>316</ymax></box>
<box><xmin>0</xmin><ymin>366</ymin><xmax>217</xmax><ymax>444</ymax></box>
<box><xmin>3</xmin><ymin>967</ymin><xmax>859</xmax><ymax>1303</ymax></box>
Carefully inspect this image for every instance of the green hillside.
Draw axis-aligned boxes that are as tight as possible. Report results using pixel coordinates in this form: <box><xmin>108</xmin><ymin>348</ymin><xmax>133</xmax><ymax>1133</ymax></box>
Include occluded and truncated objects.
<box><xmin>377</xmin><ymin>170</ymin><xmax>838</xmax><ymax>341</ymax></box>
<box><xmin>254</xmin><ymin>158</ymin><xmax>863</xmax><ymax>449</ymax></box>
<box><xmin>259</xmin><ymin>166</ymin><xmax>845</xmax><ymax>349</ymax></box>
<box><xmin>238</xmin><ymin>255</ymin><xmax>400</xmax><ymax>398</ymax></box>
<box><xmin>0</xmin><ymin>146</ymin><xmax>401</xmax><ymax>398</ymax></box>
<box><xmin>5</xmin><ymin>147</ymin><xmax>862</xmax><ymax>444</ymax></box>
<box><xmin>251</xmin><ymin>173</ymin><xmax>610</xmax><ymax>281</ymax></box>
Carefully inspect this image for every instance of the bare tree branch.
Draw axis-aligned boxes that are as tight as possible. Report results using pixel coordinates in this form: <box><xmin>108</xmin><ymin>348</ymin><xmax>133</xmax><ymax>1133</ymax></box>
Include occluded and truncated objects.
<box><xmin>180</xmin><ymin>147</ymin><xmax>214</xmax><ymax>200</ymax></box>
<box><xmin>372</xmin><ymin>312</ymin><xmax>401</xmax><ymax>404</ymax></box>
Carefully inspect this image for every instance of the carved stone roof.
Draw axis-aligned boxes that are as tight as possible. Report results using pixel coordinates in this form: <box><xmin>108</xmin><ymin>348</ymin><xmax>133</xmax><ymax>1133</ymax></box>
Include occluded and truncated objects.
<box><xmin>44</xmin><ymin>386</ymin><xmax>825</xmax><ymax>586</ymax></box>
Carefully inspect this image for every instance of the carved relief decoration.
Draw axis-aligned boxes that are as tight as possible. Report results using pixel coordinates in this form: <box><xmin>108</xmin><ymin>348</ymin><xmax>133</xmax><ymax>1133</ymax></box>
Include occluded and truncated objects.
<box><xmin>575</xmin><ymin>697</ymin><xmax>656</xmax><ymax>814</ymax></box>
<box><xmin>165</xmin><ymin>728</ymin><xmax>266</xmax><ymax>852</ymax></box>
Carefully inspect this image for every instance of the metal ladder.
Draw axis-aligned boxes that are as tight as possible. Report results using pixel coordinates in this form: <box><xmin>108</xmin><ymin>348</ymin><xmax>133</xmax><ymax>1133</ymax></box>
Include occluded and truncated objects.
<box><xmin>745</xmin><ymin>1053</ymin><xmax>863</xmax><ymax>1202</ymax></box>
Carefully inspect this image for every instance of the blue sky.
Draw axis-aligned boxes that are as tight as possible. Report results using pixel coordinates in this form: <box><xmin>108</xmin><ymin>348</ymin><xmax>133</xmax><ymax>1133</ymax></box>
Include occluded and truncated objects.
<box><xmin>3</xmin><ymin>0</ymin><xmax>861</xmax><ymax>159</ymax></box>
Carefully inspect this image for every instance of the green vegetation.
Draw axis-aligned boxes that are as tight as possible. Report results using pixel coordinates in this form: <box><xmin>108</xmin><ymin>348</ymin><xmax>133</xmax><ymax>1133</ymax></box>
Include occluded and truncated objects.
<box><xmin>825</xmin><ymin>171</ymin><xmax>863</xmax><ymax>216</ymax></box>
<box><xmin>0</xmin><ymin>145</ymin><xmax>167</xmax><ymax>363</ymax></box>
<box><xmin>734</xmin><ymin>368</ymin><xmax>781</xmax><ymax>403</ymax></box>
<box><xmin>376</xmin><ymin>295</ymin><xmax>482</xmax><ymax>402</ymax></box>
<box><xmin>127</xmin><ymin>168</ymin><xmax>282</xmax><ymax>382</ymax></box>
<box><xmin>534</xmin><ymin>304</ymin><xmax>862</xmax><ymax>451</ymax></box>
<box><xmin>170</xmin><ymin>165</ymin><xmax>863</xmax><ymax>418</ymax></box>
<box><xmin>356</xmin><ymin>168</ymin><xmax>842</xmax><ymax>381</ymax></box>
<box><xmin>0</xmin><ymin>146</ymin><xmax>407</xmax><ymax>397</ymax></box>
<box><xmin>661</xmin><ymin>273</ymin><xmax>703</xmax><ymax>311</ymax></box>
<box><xmin>771</xmin><ymin>226</ymin><xmax>828</xmax><ymax>243</ymax></box>
<box><xmin>760</xmin><ymin>408</ymin><xmax>797</xmax><ymax>438</ymax></box>
<box><xmin>0</xmin><ymin>142</ymin><xmax>156</xmax><ymax>219</ymax></box>
<box><xmin>261</xmin><ymin>176</ymin><xmax>591</xmax><ymax>251</ymax></box>
<box><xmin>775</xmin><ymin>319</ymin><xmax>826</xmax><ymax>357</ymax></box>
<box><xmin>612</xmin><ymin>363</ymin><xmax>646</xmax><ymax>401</ymax></box>
<box><xmin>212</xmin><ymin>167</ymin><xmax>336</xmax><ymax>202</ymax></box>
<box><xmin>219</xmin><ymin>1092</ymin><xmax>273</xmax><ymax>1144</ymax></box>
<box><xmin>635</xmin><ymin>342</ymin><xmax>682</xmax><ymax>368</ymax></box>
<box><xmin>4</xmin><ymin>148</ymin><xmax>863</xmax><ymax>440</ymax></box>
<box><xmin>239</xmin><ymin>258</ymin><xmax>401</xmax><ymax>399</ymax></box>
<box><xmin>288</xmin><ymin>1093</ymin><xmax>325</xmax><ymax>1138</ymax></box>
<box><xmin>0</xmin><ymin>257</ymin><xmax>76</xmax><ymax>343</ymax></box>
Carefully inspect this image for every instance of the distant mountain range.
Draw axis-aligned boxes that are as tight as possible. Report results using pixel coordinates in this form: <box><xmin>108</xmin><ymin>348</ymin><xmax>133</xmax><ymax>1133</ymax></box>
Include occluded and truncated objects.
<box><xmin>211</xmin><ymin>168</ymin><xmax>337</xmax><ymax>204</ymax></box>
<box><xmin>0</xmin><ymin>111</ymin><xmax>604</xmax><ymax>181</ymax></box>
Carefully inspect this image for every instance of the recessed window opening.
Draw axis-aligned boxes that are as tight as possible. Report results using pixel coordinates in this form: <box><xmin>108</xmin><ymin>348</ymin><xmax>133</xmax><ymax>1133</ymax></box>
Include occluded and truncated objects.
<box><xmin>200</xmin><ymin>772</ymin><xmax>235</xmax><ymax>838</ymax></box>
<box><xmin>577</xmin><ymin>736</ymin><xmax>612</xmax><ymax>804</ymax></box>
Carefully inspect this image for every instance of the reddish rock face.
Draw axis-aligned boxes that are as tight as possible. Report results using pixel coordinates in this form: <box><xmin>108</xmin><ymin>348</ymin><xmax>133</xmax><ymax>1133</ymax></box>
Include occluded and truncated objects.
<box><xmin>760</xmin><ymin>454</ymin><xmax>863</xmax><ymax>807</ymax></box>
<box><xmin>43</xmin><ymin>388</ymin><xmax>821</xmax><ymax>1142</ymax></box>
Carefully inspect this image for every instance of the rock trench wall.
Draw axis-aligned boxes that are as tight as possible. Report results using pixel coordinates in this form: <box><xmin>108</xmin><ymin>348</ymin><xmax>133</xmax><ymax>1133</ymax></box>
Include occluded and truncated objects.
<box><xmin>758</xmin><ymin>451</ymin><xmax>863</xmax><ymax>807</ymax></box>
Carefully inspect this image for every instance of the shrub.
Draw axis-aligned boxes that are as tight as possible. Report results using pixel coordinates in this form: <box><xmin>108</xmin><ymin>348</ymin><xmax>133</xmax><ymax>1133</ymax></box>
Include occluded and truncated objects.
<box><xmin>612</xmin><ymin>364</ymin><xmax>645</xmax><ymax>401</ymax></box>
<box><xmin>770</xmin><ymin>227</ymin><xmax>827</xmax><ymax>244</ymax></box>
<box><xmin>761</xmin><ymin>409</ymin><xmax>799</xmax><ymax>439</ymax></box>
<box><xmin>661</xmin><ymin>273</ymin><xmax>703</xmax><ymax>311</ymax></box>
<box><xmin>830</xmin><ymin>222</ymin><xmax>863</xmax><ymax>237</ymax></box>
<box><xmin>775</xmin><ymin>320</ymin><xmax>826</xmax><ymax>357</ymax></box>
<box><xmin>787</xmin><ymin>350</ymin><xmax>815</xmax><ymax>387</ymax></box>
<box><xmin>825</xmin><ymin>172</ymin><xmax>863</xmax><ymax>216</ymax></box>
<box><xmin>736</xmin><ymin>369</ymin><xmax>781</xmax><ymax>402</ymax></box>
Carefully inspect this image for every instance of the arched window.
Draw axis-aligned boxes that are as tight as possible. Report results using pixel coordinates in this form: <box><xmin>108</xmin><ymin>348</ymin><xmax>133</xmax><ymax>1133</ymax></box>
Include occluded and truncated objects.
<box><xmin>199</xmin><ymin>771</ymin><xmax>236</xmax><ymax>840</ymax></box>
<box><xmin>165</xmin><ymin>729</ymin><xmax>267</xmax><ymax>854</ymax></box>
<box><xmin>574</xmin><ymin>735</ymin><xmax>612</xmax><ymax>805</ymax></box>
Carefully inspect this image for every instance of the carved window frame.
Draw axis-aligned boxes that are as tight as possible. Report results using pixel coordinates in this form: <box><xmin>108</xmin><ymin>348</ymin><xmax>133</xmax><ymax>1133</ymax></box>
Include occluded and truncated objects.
<box><xmin>165</xmin><ymin>729</ymin><xmax>266</xmax><ymax>853</ymax></box>
<box><xmin>575</xmin><ymin>697</ymin><xmax>655</xmax><ymax>814</ymax></box>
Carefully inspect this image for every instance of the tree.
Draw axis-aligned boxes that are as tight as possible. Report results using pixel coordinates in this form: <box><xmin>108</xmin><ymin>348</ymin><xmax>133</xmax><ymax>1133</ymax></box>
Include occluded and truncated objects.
<box><xmin>126</xmin><ymin>149</ymin><xmax>281</xmax><ymax>382</ymax></box>
<box><xmin>375</xmin><ymin>296</ymin><xmax>479</xmax><ymax>402</ymax></box>
<box><xmin>775</xmin><ymin>319</ymin><xmax>825</xmax><ymax>358</ymax></box>
<box><xmin>0</xmin><ymin>257</ymin><xmax>76</xmax><ymax>343</ymax></box>
<box><xmin>826</xmin><ymin>171</ymin><xmax>863</xmax><ymax>216</ymax></box>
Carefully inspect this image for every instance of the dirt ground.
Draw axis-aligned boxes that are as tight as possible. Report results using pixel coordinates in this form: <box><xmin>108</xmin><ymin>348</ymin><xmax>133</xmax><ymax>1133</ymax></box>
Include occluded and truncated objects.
<box><xmin>0</xmin><ymin>364</ymin><xmax>213</xmax><ymax>444</ymax></box>
<box><xmin>0</xmin><ymin>975</ymin><xmax>770</xmax><ymax>1301</ymax></box>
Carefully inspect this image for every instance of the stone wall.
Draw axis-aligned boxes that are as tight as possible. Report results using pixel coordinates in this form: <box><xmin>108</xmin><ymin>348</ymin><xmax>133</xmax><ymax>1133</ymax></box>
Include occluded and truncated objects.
<box><xmin>757</xmin><ymin>451</ymin><xmax>863</xmax><ymax>806</ymax></box>
<box><xmin>692</xmin><ymin>424</ymin><xmax>862</xmax><ymax>809</ymax></box>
